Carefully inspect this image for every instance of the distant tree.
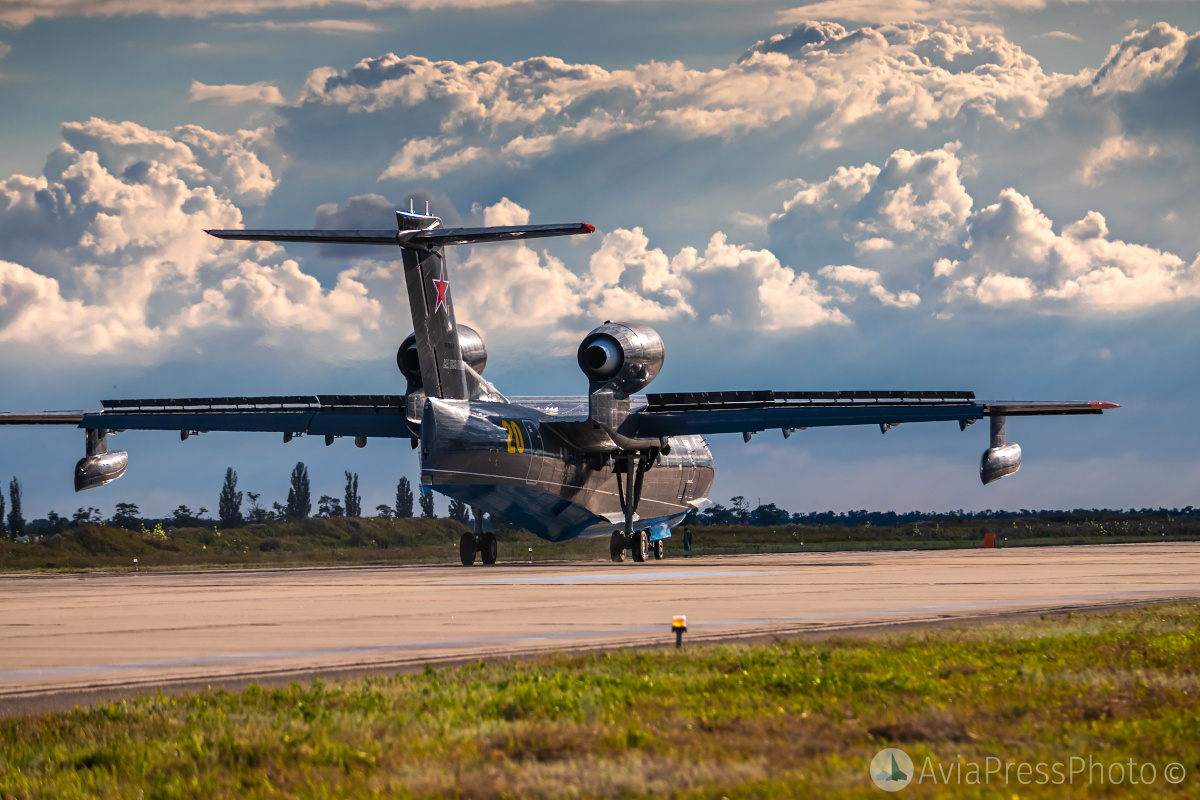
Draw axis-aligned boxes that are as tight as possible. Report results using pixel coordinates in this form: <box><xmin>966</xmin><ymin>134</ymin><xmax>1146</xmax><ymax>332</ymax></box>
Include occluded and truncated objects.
<box><xmin>395</xmin><ymin>477</ymin><xmax>414</xmax><ymax>519</ymax></box>
<box><xmin>317</xmin><ymin>495</ymin><xmax>344</xmax><ymax>518</ymax></box>
<box><xmin>375</xmin><ymin>504</ymin><xmax>393</xmax><ymax>519</ymax></box>
<box><xmin>7</xmin><ymin>477</ymin><xmax>24</xmax><ymax>538</ymax></box>
<box><xmin>171</xmin><ymin>505</ymin><xmax>195</xmax><ymax>526</ymax></box>
<box><xmin>752</xmin><ymin>502</ymin><xmax>789</xmax><ymax>526</ymax></box>
<box><xmin>448</xmin><ymin>499</ymin><xmax>470</xmax><ymax>525</ymax></box>
<box><xmin>72</xmin><ymin>507</ymin><xmax>101</xmax><ymax>526</ymax></box>
<box><xmin>286</xmin><ymin>462</ymin><xmax>311</xmax><ymax>519</ymax></box>
<box><xmin>729</xmin><ymin>495</ymin><xmax>750</xmax><ymax>525</ymax></box>
<box><xmin>245</xmin><ymin>492</ymin><xmax>270</xmax><ymax>524</ymax></box>
<box><xmin>344</xmin><ymin>471</ymin><xmax>361</xmax><ymax>517</ymax></box>
<box><xmin>218</xmin><ymin>468</ymin><xmax>244</xmax><ymax>528</ymax></box>
<box><xmin>112</xmin><ymin>502</ymin><xmax>141</xmax><ymax>529</ymax></box>
<box><xmin>419</xmin><ymin>490</ymin><xmax>435</xmax><ymax>519</ymax></box>
<box><xmin>271</xmin><ymin>501</ymin><xmax>288</xmax><ymax>521</ymax></box>
<box><xmin>45</xmin><ymin>510</ymin><xmax>66</xmax><ymax>533</ymax></box>
<box><xmin>0</xmin><ymin>489</ymin><xmax>6</xmax><ymax>539</ymax></box>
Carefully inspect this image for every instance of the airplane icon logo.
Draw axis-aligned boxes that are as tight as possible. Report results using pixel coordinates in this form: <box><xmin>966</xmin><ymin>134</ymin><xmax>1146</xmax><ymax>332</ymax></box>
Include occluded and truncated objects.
<box><xmin>870</xmin><ymin>748</ymin><xmax>913</xmax><ymax>791</ymax></box>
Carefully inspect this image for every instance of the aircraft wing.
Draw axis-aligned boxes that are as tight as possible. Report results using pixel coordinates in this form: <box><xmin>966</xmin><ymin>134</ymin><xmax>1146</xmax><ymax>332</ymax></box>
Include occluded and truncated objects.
<box><xmin>0</xmin><ymin>395</ymin><xmax>415</xmax><ymax>440</ymax></box>
<box><xmin>630</xmin><ymin>390</ymin><xmax>1117</xmax><ymax>438</ymax></box>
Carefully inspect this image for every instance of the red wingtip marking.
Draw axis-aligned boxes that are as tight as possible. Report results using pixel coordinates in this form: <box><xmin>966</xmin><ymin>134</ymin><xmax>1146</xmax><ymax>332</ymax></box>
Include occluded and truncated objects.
<box><xmin>582</xmin><ymin>223</ymin><xmax>596</xmax><ymax>233</ymax></box>
<box><xmin>1091</xmin><ymin>401</ymin><xmax>1120</xmax><ymax>409</ymax></box>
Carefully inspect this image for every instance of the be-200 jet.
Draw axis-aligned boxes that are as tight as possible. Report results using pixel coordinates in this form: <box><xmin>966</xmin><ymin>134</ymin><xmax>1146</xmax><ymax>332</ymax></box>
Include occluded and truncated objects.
<box><xmin>0</xmin><ymin>208</ymin><xmax>1117</xmax><ymax>565</ymax></box>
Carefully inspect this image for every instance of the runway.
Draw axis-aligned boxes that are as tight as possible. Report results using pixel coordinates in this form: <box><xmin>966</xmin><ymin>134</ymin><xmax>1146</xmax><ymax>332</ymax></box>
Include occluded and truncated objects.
<box><xmin>3</xmin><ymin>543</ymin><xmax>1199</xmax><ymax>710</ymax></box>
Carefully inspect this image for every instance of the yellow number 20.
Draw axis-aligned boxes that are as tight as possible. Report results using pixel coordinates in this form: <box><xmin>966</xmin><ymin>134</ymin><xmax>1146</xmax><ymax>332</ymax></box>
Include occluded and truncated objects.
<box><xmin>502</xmin><ymin>420</ymin><xmax>525</xmax><ymax>454</ymax></box>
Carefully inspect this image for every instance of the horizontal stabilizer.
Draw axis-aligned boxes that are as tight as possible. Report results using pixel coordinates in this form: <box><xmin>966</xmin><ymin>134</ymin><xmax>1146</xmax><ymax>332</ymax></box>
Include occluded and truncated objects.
<box><xmin>206</xmin><ymin>223</ymin><xmax>595</xmax><ymax>249</ymax></box>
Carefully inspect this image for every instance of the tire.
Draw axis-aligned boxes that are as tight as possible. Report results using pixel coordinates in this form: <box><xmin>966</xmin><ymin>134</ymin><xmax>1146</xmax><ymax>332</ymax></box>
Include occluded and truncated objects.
<box><xmin>609</xmin><ymin>532</ymin><xmax>626</xmax><ymax>562</ymax></box>
<box><xmin>459</xmin><ymin>532</ymin><xmax>477</xmax><ymax>566</ymax></box>
<box><xmin>481</xmin><ymin>532</ymin><xmax>498</xmax><ymax>565</ymax></box>
<box><xmin>653</xmin><ymin>539</ymin><xmax>665</xmax><ymax>560</ymax></box>
<box><xmin>631</xmin><ymin>529</ymin><xmax>649</xmax><ymax>562</ymax></box>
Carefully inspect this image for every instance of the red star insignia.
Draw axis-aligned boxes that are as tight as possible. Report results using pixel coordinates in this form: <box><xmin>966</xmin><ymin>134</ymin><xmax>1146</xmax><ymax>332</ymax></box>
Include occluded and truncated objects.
<box><xmin>432</xmin><ymin>265</ymin><xmax>450</xmax><ymax>314</ymax></box>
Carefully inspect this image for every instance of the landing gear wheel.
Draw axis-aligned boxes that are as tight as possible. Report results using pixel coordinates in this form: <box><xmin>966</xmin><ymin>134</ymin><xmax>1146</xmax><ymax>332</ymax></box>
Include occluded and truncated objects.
<box><xmin>459</xmin><ymin>532</ymin><xmax>477</xmax><ymax>566</ymax></box>
<box><xmin>652</xmin><ymin>539</ymin><xmax>665</xmax><ymax>560</ymax></box>
<box><xmin>609</xmin><ymin>532</ymin><xmax>626</xmax><ymax>563</ymax></box>
<box><xmin>631</xmin><ymin>529</ymin><xmax>650</xmax><ymax>563</ymax></box>
<box><xmin>480</xmin><ymin>532</ymin><xmax>498</xmax><ymax>565</ymax></box>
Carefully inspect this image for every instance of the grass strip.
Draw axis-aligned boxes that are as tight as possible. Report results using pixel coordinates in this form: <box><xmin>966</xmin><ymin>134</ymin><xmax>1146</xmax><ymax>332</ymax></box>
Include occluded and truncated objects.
<box><xmin>2</xmin><ymin>602</ymin><xmax>1199</xmax><ymax>797</ymax></box>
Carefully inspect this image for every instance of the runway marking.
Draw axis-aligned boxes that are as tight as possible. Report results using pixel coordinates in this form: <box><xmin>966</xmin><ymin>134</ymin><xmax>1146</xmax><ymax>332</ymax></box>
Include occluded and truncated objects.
<box><xmin>447</xmin><ymin>569</ymin><xmax>778</xmax><ymax>584</ymax></box>
<box><xmin>4</xmin><ymin>587</ymin><xmax>1197</xmax><ymax>687</ymax></box>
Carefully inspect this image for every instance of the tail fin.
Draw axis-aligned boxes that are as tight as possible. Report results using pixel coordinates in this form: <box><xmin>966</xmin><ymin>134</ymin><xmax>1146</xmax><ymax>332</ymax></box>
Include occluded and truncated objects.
<box><xmin>207</xmin><ymin>212</ymin><xmax>595</xmax><ymax>399</ymax></box>
<box><xmin>397</xmin><ymin>210</ymin><xmax>468</xmax><ymax>399</ymax></box>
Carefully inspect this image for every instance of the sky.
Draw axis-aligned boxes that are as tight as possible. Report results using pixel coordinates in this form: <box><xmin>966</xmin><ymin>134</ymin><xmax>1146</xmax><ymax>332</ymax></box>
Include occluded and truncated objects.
<box><xmin>2</xmin><ymin>0</ymin><xmax>1200</xmax><ymax>521</ymax></box>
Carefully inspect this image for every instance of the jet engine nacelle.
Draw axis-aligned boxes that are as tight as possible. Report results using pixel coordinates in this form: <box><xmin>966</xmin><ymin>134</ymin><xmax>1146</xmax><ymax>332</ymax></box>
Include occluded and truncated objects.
<box><xmin>397</xmin><ymin>325</ymin><xmax>487</xmax><ymax>384</ymax></box>
<box><xmin>980</xmin><ymin>415</ymin><xmax>1022</xmax><ymax>485</ymax></box>
<box><xmin>578</xmin><ymin>321</ymin><xmax>665</xmax><ymax>394</ymax></box>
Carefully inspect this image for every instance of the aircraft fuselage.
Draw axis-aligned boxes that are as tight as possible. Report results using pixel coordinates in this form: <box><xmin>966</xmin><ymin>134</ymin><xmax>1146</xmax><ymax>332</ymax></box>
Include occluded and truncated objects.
<box><xmin>419</xmin><ymin>398</ymin><xmax>714</xmax><ymax>541</ymax></box>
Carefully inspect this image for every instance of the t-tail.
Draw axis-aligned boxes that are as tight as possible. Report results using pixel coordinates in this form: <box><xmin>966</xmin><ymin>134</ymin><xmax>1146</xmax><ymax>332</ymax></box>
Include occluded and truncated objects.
<box><xmin>206</xmin><ymin>211</ymin><xmax>595</xmax><ymax>399</ymax></box>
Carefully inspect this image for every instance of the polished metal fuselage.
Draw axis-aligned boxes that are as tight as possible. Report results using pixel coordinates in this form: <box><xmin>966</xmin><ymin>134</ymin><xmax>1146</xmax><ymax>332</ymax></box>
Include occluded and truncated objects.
<box><xmin>419</xmin><ymin>397</ymin><xmax>714</xmax><ymax>542</ymax></box>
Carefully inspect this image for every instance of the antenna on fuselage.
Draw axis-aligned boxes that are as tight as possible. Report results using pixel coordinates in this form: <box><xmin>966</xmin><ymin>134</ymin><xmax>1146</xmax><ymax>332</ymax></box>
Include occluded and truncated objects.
<box><xmin>410</xmin><ymin>198</ymin><xmax>414</xmax><ymax>213</ymax></box>
<box><xmin>426</xmin><ymin>200</ymin><xmax>430</xmax><ymax>215</ymax></box>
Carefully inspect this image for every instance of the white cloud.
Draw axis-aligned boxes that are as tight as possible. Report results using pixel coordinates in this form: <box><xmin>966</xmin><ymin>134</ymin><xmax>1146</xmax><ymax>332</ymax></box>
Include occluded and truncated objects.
<box><xmin>770</xmin><ymin>143</ymin><xmax>1200</xmax><ymax>316</ymax></box>
<box><xmin>0</xmin><ymin>118</ymin><xmax>380</xmax><ymax>359</ymax></box>
<box><xmin>451</xmin><ymin>200</ymin><xmax>848</xmax><ymax>339</ymax></box>
<box><xmin>0</xmin><ymin>0</ymin><xmax>569</xmax><ymax>28</ymax></box>
<box><xmin>1033</xmin><ymin>31</ymin><xmax>1082</xmax><ymax>42</ymax></box>
<box><xmin>0</xmin><ymin>42</ymin><xmax>11</xmax><ymax>59</ymax></box>
<box><xmin>777</xmin><ymin>0</ymin><xmax>1046</xmax><ymax>26</ymax></box>
<box><xmin>291</xmin><ymin>22</ymin><xmax>1063</xmax><ymax>181</ymax></box>
<box><xmin>953</xmin><ymin>191</ymin><xmax>1200</xmax><ymax>311</ymax></box>
<box><xmin>819</xmin><ymin>264</ymin><xmax>921</xmax><ymax>307</ymax></box>
<box><xmin>1089</xmin><ymin>22</ymin><xmax>1191</xmax><ymax>97</ymax></box>
<box><xmin>189</xmin><ymin>80</ymin><xmax>286</xmax><ymax>106</ymax></box>
<box><xmin>377</xmin><ymin>137</ymin><xmax>485</xmax><ymax>181</ymax></box>
<box><xmin>770</xmin><ymin>142</ymin><xmax>973</xmax><ymax>262</ymax></box>
<box><xmin>219</xmin><ymin>19</ymin><xmax>382</xmax><ymax>33</ymax></box>
<box><xmin>1074</xmin><ymin>134</ymin><xmax>1160</xmax><ymax>185</ymax></box>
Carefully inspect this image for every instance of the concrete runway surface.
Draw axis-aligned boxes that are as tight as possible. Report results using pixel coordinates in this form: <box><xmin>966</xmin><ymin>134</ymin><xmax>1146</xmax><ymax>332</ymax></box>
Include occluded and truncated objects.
<box><xmin>3</xmin><ymin>543</ymin><xmax>1199</xmax><ymax>710</ymax></box>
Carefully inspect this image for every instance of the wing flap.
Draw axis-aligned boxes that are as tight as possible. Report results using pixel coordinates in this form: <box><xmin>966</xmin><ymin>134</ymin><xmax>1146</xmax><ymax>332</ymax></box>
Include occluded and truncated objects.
<box><xmin>633</xmin><ymin>391</ymin><xmax>1117</xmax><ymax>438</ymax></box>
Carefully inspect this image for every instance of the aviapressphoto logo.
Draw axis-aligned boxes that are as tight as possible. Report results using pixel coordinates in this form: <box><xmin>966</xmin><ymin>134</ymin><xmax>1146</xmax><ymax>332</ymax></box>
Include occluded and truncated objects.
<box><xmin>870</xmin><ymin>748</ymin><xmax>914</xmax><ymax>791</ymax></box>
<box><xmin>868</xmin><ymin>750</ymin><xmax>1188</xmax><ymax>790</ymax></box>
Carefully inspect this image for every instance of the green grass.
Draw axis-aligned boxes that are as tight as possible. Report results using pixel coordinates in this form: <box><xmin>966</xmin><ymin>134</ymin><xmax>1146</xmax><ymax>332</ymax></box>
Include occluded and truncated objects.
<box><xmin>4</xmin><ymin>512</ymin><xmax>1198</xmax><ymax>573</ymax></box>
<box><xmin>3</xmin><ymin>602</ymin><xmax>1200</xmax><ymax>797</ymax></box>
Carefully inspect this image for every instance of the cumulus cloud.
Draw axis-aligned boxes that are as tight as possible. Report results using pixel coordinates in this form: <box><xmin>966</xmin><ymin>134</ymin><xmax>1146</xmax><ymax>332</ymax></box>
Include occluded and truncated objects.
<box><xmin>770</xmin><ymin>142</ymin><xmax>973</xmax><ymax>263</ymax></box>
<box><xmin>950</xmin><ymin>190</ymin><xmax>1200</xmax><ymax>311</ymax></box>
<box><xmin>768</xmin><ymin>143</ymin><xmax>1200</xmax><ymax>315</ymax></box>
<box><xmin>288</xmin><ymin>21</ymin><xmax>1063</xmax><ymax>181</ymax></box>
<box><xmin>189</xmin><ymin>80</ymin><xmax>286</xmax><ymax>106</ymax></box>
<box><xmin>451</xmin><ymin>200</ymin><xmax>848</xmax><ymax>340</ymax></box>
<box><xmin>0</xmin><ymin>42</ymin><xmax>11</xmax><ymax>59</ymax></box>
<box><xmin>0</xmin><ymin>118</ymin><xmax>380</xmax><ymax>358</ymax></box>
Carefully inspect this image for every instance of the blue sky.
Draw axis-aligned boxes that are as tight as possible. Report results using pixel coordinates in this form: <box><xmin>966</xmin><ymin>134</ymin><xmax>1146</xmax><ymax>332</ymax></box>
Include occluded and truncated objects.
<box><xmin>2</xmin><ymin>0</ymin><xmax>1199</xmax><ymax>520</ymax></box>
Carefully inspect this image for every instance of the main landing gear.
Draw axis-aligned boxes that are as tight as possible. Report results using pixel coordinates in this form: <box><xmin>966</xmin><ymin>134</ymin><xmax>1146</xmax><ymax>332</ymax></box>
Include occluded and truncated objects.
<box><xmin>459</xmin><ymin>507</ymin><xmax>498</xmax><ymax>566</ymax></box>
<box><xmin>609</xmin><ymin>452</ymin><xmax>666</xmax><ymax>564</ymax></box>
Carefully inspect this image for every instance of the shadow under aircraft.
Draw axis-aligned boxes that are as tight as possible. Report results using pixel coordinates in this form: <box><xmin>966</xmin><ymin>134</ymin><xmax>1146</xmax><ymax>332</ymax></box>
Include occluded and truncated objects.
<box><xmin>0</xmin><ymin>207</ymin><xmax>1118</xmax><ymax>565</ymax></box>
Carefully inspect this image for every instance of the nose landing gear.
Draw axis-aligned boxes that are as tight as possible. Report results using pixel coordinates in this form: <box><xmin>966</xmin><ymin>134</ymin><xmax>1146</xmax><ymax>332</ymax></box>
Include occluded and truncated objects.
<box><xmin>610</xmin><ymin>452</ymin><xmax>663</xmax><ymax>564</ymax></box>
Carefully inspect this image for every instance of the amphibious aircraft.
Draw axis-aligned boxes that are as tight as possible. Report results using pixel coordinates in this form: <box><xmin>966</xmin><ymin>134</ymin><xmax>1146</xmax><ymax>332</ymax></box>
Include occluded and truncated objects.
<box><xmin>0</xmin><ymin>208</ymin><xmax>1117</xmax><ymax>565</ymax></box>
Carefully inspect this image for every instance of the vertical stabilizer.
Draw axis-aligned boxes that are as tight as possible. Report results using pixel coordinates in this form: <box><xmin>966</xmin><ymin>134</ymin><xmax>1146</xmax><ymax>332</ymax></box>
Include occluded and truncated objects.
<box><xmin>397</xmin><ymin>210</ymin><xmax>469</xmax><ymax>400</ymax></box>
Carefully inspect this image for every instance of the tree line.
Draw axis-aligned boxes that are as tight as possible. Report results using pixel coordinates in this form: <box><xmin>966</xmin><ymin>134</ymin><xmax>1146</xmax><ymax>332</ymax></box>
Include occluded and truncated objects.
<box><xmin>5</xmin><ymin>463</ymin><xmax>475</xmax><ymax>537</ymax></box>
<box><xmin>694</xmin><ymin>495</ymin><xmax>1200</xmax><ymax>527</ymax></box>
